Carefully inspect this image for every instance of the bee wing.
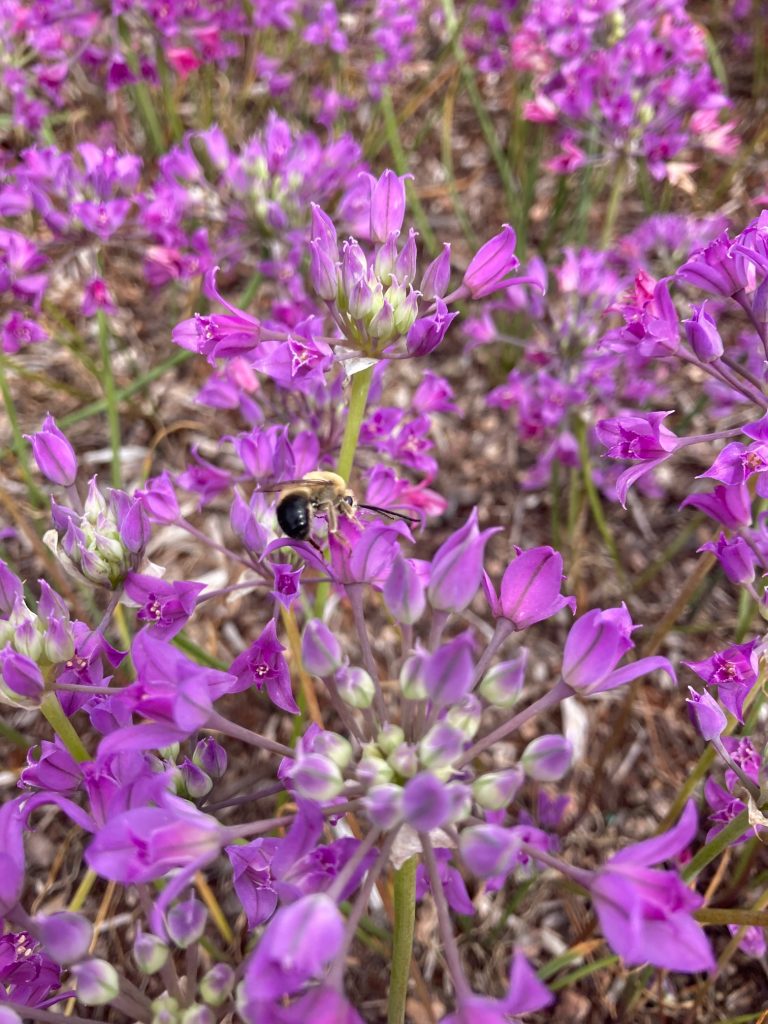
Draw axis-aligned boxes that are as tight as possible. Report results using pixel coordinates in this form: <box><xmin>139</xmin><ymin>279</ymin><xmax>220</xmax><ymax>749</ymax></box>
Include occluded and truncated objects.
<box><xmin>253</xmin><ymin>478</ymin><xmax>327</xmax><ymax>494</ymax></box>
<box><xmin>358</xmin><ymin>503</ymin><xmax>421</xmax><ymax>524</ymax></box>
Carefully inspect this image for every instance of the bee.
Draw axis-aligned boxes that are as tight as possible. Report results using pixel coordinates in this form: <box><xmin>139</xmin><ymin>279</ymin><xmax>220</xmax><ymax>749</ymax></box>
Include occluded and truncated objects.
<box><xmin>260</xmin><ymin>470</ymin><xmax>419</xmax><ymax>541</ymax></box>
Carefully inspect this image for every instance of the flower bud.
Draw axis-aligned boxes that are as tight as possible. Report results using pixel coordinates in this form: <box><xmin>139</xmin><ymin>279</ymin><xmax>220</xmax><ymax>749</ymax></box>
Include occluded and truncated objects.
<box><xmin>134</xmin><ymin>929</ymin><xmax>169</xmax><ymax>974</ymax></box>
<box><xmin>137</xmin><ymin>472</ymin><xmax>180</xmax><ymax>524</ymax></box>
<box><xmin>0</xmin><ymin>1009</ymin><xmax>23</xmax><ymax>1024</ymax></box>
<box><xmin>374</xmin><ymin>233</ymin><xmax>399</xmax><ymax>282</ymax></box>
<box><xmin>292</xmin><ymin>753</ymin><xmax>345</xmax><ymax>800</ymax></box>
<box><xmin>33</xmin><ymin>911</ymin><xmax>91</xmax><ymax>965</ymax></box>
<box><xmin>395</xmin><ymin>229</ymin><xmax>418</xmax><ymax>283</ymax></box>
<box><xmin>181</xmin><ymin>1006</ymin><xmax>215</xmax><ymax>1024</ymax></box>
<box><xmin>479</xmin><ymin>650</ymin><xmax>528</xmax><ymax>708</ymax></box>
<box><xmin>368</xmin><ymin>298</ymin><xmax>395</xmax><ymax>340</ymax></box>
<box><xmin>460</xmin><ymin>824</ymin><xmax>519</xmax><ymax>878</ymax></box>
<box><xmin>444</xmin><ymin>693</ymin><xmax>483</xmax><ymax>739</ymax></box>
<box><xmin>686</xmin><ymin>687</ymin><xmax>727</xmax><ymax>741</ymax></box>
<box><xmin>406</xmin><ymin>299</ymin><xmax>458</xmax><ymax>357</ymax></box>
<box><xmin>25</xmin><ymin>414</ymin><xmax>78</xmax><ymax>486</ymax></box>
<box><xmin>399</xmin><ymin>650</ymin><xmax>428</xmax><ymax>700</ymax></box>
<box><xmin>309</xmin><ymin>239</ymin><xmax>340</xmax><ymax>301</ymax></box>
<box><xmin>402</xmin><ymin>772</ymin><xmax>452</xmax><ymax>831</ymax></box>
<box><xmin>334</xmin><ymin>665</ymin><xmax>375</xmax><ymax>708</ymax></box>
<box><xmin>420</xmin><ymin>243</ymin><xmax>451</xmax><ymax>301</ymax></box>
<box><xmin>43</xmin><ymin>615</ymin><xmax>75</xmax><ymax>663</ymax></box>
<box><xmin>167</xmin><ymin>896</ymin><xmax>206</xmax><ymax>949</ymax></box>
<box><xmin>489</xmin><ymin>546</ymin><xmax>575</xmax><ymax>628</ymax></box>
<box><xmin>313</xmin><ymin>730</ymin><xmax>353</xmax><ymax>769</ymax></box>
<box><xmin>384</xmin><ymin>553</ymin><xmax>425</xmax><ymax>624</ymax></box>
<box><xmin>472</xmin><ymin>767</ymin><xmax>524</xmax><ymax>810</ymax></box>
<box><xmin>180</xmin><ymin>758</ymin><xmax>213</xmax><ymax>799</ymax></box>
<box><xmin>301</xmin><ymin>619</ymin><xmax>343</xmax><ymax>676</ymax></box>
<box><xmin>370</xmin><ymin>169</ymin><xmax>407</xmax><ymax>243</ymax></box>
<box><xmin>521</xmin><ymin>734</ymin><xmax>573</xmax><ymax>782</ymax></box>
<box><xmin>0</xmin><ymin>647</ymin><xmax>44</xmax><ymax>707</ymax></box>
<box><xmin>192</xmin><ymin>736</ymin><xmax>228</xmax><ymax>779</ymax></box>
<box><xmin>377</xmin><ymin>723</ymin><xmax>405</xmax><ymax>756</ymax></box>
<box><xmin>357</xmin><ymin>747</ymin><xmax>394</xmax><ymax>786</ymax></box>
<box><xmin>419</xmin><ymin>721</ymin><xmax>465</xmax><ymax>772</ymax></box>
<box><xmin>151</xmin><ymin>994</ymin><xmax>180</xmax><ymax>1024</ymax></box>
<box><xmin>428</xmin><ymin>509</ymin><xmax>499</xmax><ymax>614</ymax></box>
<box><xmin>462</xmin><ymin>224</ymin><xmax>519</xmax><ymax>299</ymax></box>
<box><xmin>392</xmin><ymin>287</ymin><xmax>419</xmax><ymax>335</ymax></box>
<box><xmin>0</xmin><ymin>561</ymin><xmax>22</xmax><ymax>616</ymax></box>
<box><xmin>199</xmin><ymin>963</ymin><xmax>235</xmax><ymax>1006</ymax></box>
<box><xmin>341</xmin><ymin>240</ymin><xmax>368</xmax><ymax>297</ymax></box>
<box><xmin>422</xmin><ymin>633</ymin><xmax>474</xmax><ymax>707</ymax></box>
<box><xmin>72</xmin><ymin>958</ymin><xmax>120</xmax><ymax>1005</ymax></box>
<box><xmin>363</xmin><ymin>783</ymin><xmax>403</xmax><ymax>829</ymax></box>
<box><xmin>387</xmin><ymin>742</ymin><xmax>418</xmax><ymax>778</ymax></box>
<box><xmin>684</xmin><ymin>303</ymin><xmax>724</xmax><ymax>363</ymax></box>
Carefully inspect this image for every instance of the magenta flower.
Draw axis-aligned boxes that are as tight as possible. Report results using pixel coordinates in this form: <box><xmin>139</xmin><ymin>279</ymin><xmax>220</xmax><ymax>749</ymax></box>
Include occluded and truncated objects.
<box><xmin>562</xmin><ymin>604</ymin><xmax>675</xmax><ymax>696</ymax></box>
<box><xmin>677</xmin><ymin>232</ymin><xmax>751</xmax><ymax>297</ymax></box>
<box><xmin>596</xmin><ymin>411</ymin><xmax>680</xmax><ymax>507</ymax></box>
<box><xmin>124</xmin><ymin>573</ymin><xmax>205</xmax><ymax>639</ymax></box>
<box><xmin>369</xmin><ymin>168</ymin><xmax>408</xmax><ymax>243</ymax></box>
<box><xmin>0</xmin><ymin>932</ymin><xmax>61</xmax><ymax>1009</ymax></box>
<box><xmin>230</xmin><ymin>620</ymin><xmax>299</xmax><ymax>714</ymax></box>
<box><xmin>589</xmin><ymin>801</ymin><xmax>714</xmax><ymax>972</ymax></box>
<box><xmin>699</xmin><ymin>441</ymin><xmax>768</xmax><ymax>487</ymax></box>
<box><xmin>698</xmin><ymin>533</ymin><xmax>756</xmax><ymax>585</ymax></box>
<box><xmin>483</xmin><ymin>546</ymin><xmax>576</xmax><ymax>630</ymax></box>
<box><xmin>681</xmin><ymin>483</ymin><xmax>752</xmax><ymax>529</ymax></box>
<box><xmin>683</xmin><ymin>302</ymin><xmax>724</xmax><ymax>362</ymax></box>
<box><xmin>24</xmin><ymin>414</ymin><xmax>78</xmax><ymax>487</ymax></box>
<box><xmin>428</xmin><ymin>509</ymin><xmax>500</xmax><ymax>614</ymax></box>
<box><xmin>462</xmin><ymin>224</ymin><xmax>520</xmax><ymax>299</ymax></box>
<box><xmin>440</xmin><ymin>952</ymin><xmax>553</xmax><ymax>1023</ymax></box>
<box><xmin>241</xmin><ymin>894</ymin><xmax>344</xmax><ymax>1003</ymax></box>
<box><xmin>686</xmin><ymin>687</ymin><xmax>727</xmax><ymax>741</ymax></box>
<box><xmin>683</xmin><ymin>639</ymin><xmax>760</xmax><ymax>722</ymax></box>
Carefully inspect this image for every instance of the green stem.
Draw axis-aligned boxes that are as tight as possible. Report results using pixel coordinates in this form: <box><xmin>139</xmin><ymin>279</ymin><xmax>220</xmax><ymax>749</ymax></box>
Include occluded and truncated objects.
<box><xmin>576</xmin><ymin>417</ymin><xmax>625</xmax><ymax>580</ymax></box>
<box><xmin>440</xmin><ymin>0</ymin><xmax>519</xmax><ymax>226</ymax></box>
<box><xmin>336</xmin><ymin>365</ymin><xmax>374</xmax><ymax>483</ymax></box>
<box><xmin>600</xmin><ymin>158</ymin><xmax>627</xmax><ymax>248</ymax></box>
<box><xmin>58</xmin><ymin>349</ymin><xmax>193</xmax><ymax>430</ymax></box>
<box><xmin>97</xmin><ymin>311</ymin><xmax>122</xmax><ymax>488</ymax></box>
<box><xmin>0</xmin><ymin>717</ymin><xmax>32</xmax><ymax>749</ymax></box>
<box><xmin>40</xmin><ymin>692</ymin><xmax>90</xmax><ymax>762</ymax></box>
<box><xmin>379</xmin><ymin>90</ymin><xmax>439</xmax><ymax>255</ymax></box>
<box><xmin>682</xmin><ymin>809</ymin><xmax>749</xmax><ymax>883</ymax></box>
<box><xmin>0</xmin><ymin>356</ymin><xmax>45</xmax><ymax>507</ymax></box>
<box><xmin>387</xmin><ymin>856</ymin><xmax>418</xmax><ymax>1024</ymax></box>
<box><xmin>130</xmin><ymin>82</ymin><xmax>166</xmax><ymax>155</ymax></box>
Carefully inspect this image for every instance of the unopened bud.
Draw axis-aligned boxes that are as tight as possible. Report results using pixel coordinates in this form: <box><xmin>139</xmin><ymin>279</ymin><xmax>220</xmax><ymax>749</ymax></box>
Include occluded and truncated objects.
<box><xmin>472</xmin><ymin>767</ymin><xmax>525</xmax><ymax>810</ymax></box>
<box><xmin>313</xmin><ymin>730</ymin><xmax>353</xmax><ymax>769</ymax></box>
<box><xmin>180</xmin><ymin>758</ymin><xmax>212</xmax><ymax>799</ymax></box>
<box><xmin>72</xmin><ymin>958</ymin><xmax>120</xmax><ymax>1006</ymax></box>
<box><xmin>302</xmin><ymin>620</ymin><xmax>343</xmax><ymax>676</ymax></box>
<box><xmin>521</xmin><ymin>734</ymin><xmax>573</xmax><ymax>782</ymax></box>
<box><xmin>166</xmin><ymin>896</ymin><xmax>206</xmax><ymax>949</ymax></box>
<box><xmin>292</xmin><ymin>753</ymin><xmax>344</xmax><ymax>800</ymax></box>
<box><xmin>334</xmin><ymin>665</ymin><xmax>375</xmax><ymax>708</ymax></box>
<box><xmin>479</xmin><ymin>650</ymin><xmax>528</xmax><ymax>708</ymax></box>
<box><xmin>377</xmin><ymin>723</ymin><xmax>405</xmax><ymax>756</ymax></box>
<box><xmin>134</xmin><ymin>929</ymin><xmax>169</xmax><ymax>974</ymax></box>
<box><xmin>193</xmin><ymin>736</ymin><xmax>228</xmax><ymax>779</ymax></box>
<box><xmin>199</xmin><ymin>963</ymin><xmax>235</xmax><ymax>1006</ymax></box>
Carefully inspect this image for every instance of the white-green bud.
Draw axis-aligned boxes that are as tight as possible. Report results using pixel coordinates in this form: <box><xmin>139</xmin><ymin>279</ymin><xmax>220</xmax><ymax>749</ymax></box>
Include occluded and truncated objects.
<box><xmin>72</xmin><ymin>959</ymin><xmax>120</xmax><ymax>1006</ymax></box>
<box><xmin>472</xmin><ymin>767</ymin><xmax>525</xmax><ymax>810</ymax></box>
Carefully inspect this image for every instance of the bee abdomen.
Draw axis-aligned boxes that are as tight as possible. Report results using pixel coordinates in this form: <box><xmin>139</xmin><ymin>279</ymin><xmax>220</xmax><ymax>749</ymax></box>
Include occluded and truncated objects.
<box><xmin>277</xmin><ymin>494</ymin><xmax>311</xmax><ymax>539</ymax></box>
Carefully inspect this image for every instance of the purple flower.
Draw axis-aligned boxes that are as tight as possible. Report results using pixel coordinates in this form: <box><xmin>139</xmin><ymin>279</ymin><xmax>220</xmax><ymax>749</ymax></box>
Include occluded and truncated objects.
<box><xmin>562</xmin><ymin>604</ymin><xmax>675</xmax><ymax>696</ymax></box>
<box><xmin>230</xmin><ymin>620</ymin><xmax>299</xmax><ymax>714</ymax></box>
<box><xmin>589</xmin><ymin>802</ymin><xmax>714</xmax><ymax>972</ymax></box>
<box><xmin>484</xmin><ymin>546</ymin><xmax>576</xmax><ymax>630</ymax></box>
<box><xmin>124</xmin><ymin>573</ymin><xmax>205</xmax><ymax>639</ymax></box>
<box><xmin>677</xmin><ymin>232</ymin><xmax>751</xmax><ymax>297</ymax></box>
<box><xmin>596</xmin><ymin>411</ymin><xmax>680</xmax><ymax>506</ymax></box>
<box><xmin>0</xmin><ymin>932</ymin><xmax>60</xmax><ymax>1008</ymax></box>
<box><xmin>698</xmin><ymin>533</ymin><xmax>756</xmax><ymax>585</ymax></box>
<box><xmin>683</xmin><ymin>303</ymin><xmax>724</xmax><ymax>362</ymax></box>
<box><xmin>369</xmin><ymin>169</ymin><xmax>408</xmax><ymax>243</ymax></box>
<box><xmin>0</xmin><ymin>798</ymin><xmax>26</xmax><ymax>917</ymax></box>
<box><xmin>462</xmin><ymin>225</ymin><xmax>520</xmax><ymax>299</ymax></box>
<box><xmin>422</xmin><ymin>633</ymin><xmax>474</xmax><ymax>706</ymax></box>
<box><xmin>681</xmin><ymin>483</ymin><xmax>752</xmax><ymax>529</ymax></box>
<box><xmin>416</xmin><ymin>848</ymin><xmax>475</xmax><ymax>916</ymax></box>
<box><xmin>699</xmin><ymin>442</ymin><xmax>768</xmax><ymax>487</ymax></box>
<box><xmin>683</xmin><ymin>640</ymin><xmax>760</xmax><ymax>723</ymax></box>
<box><xmin>427</xmin><ymin>509</ymin><xmax>500</xmax><ymax>614</ymax></box>
<box><xmin>686</xmin><ymin>687</ymin><xmax>727</xmax><ymax>741</ymax></box>
<box><xmin>440</xmin><ymin>953</ymin><xmax>553</xmax><ymax>1022</ymax></box>
<box><xmin>241</xmin><ymin>894</ymin><xmax>344</xmax><ymax>1002</ymax></box>
<box><xmin>406</xmin><ymin>299</ymin><xmax>459</xmax><ymax>357</ymax></box>
<box><xmin>24</xmin><ymin>414</ymin><xmax>77</xmax><ymax>486</ymax></box>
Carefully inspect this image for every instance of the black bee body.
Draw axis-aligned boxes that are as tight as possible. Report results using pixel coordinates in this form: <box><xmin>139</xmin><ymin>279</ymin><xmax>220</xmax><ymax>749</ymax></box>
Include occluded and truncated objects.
<box><xmin>276</xmin><ymin>492</ymin><xmax>313</xmax><ymax>540</ymax></box>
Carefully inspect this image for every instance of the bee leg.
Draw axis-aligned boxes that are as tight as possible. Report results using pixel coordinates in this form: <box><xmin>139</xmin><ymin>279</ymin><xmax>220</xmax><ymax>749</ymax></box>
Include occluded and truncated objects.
<box><xmin>326</xmin><ymin>502</ymin><xmax>338</xmax><ymax>534</ymax></box>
